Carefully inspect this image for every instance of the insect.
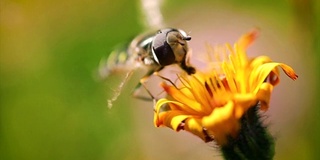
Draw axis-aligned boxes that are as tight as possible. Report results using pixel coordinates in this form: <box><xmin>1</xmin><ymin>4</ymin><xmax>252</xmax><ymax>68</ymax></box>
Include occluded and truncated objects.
<box><xmin>99</xmin><ymin>28</ymin><xmax>196</xmax><ymax>108</ymax></box>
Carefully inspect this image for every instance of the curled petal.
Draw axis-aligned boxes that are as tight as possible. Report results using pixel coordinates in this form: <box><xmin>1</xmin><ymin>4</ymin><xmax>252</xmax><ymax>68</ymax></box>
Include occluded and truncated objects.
<box><xmin>170</xmin><ymin>114</ymin><xmax>191</xmax><ymax>131</ymax></box>
<box><xmin>250</xmin><ymin>62</ymin><xmax>297</xmax><ymax>94</ymax></box>
<box><xmin>184</xmin><ymin>118</ymin><xmax>207</xmax><ymax>141</ymax></box>
<box><xmin>250</xmin><ymin>56</ymin><xmax>272</xmax><ymax>68</ymax></box>
<box><xmin>154</xmin><ymin>110</ymin><xmax>190</xmax><ymax>130</ymax></box>
<box><xmin>256</xmin><ymin>83</ymin><xmax>274</xmax><ymax>111</ymax></box>
<box><xmin>154</xmin><ymin>99</ymin><xmax>182</xmax><ymax>127</ymax></box>
<box><xmin>279</xmin><ymin>63</ymin><xmax>298</xmax><ymax>80</ymax></box>
<box><xmin>154</xmin><ymin>99</ymin><xmax>195</xmax><ymax>130</ymax></box>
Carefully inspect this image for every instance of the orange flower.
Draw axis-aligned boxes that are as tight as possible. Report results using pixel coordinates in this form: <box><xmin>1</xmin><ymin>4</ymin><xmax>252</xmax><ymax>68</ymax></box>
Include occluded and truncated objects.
<box><xmin>153</xmin><ymin>30</ymin><xmax>298</xmax><ymax>145</ymax></box>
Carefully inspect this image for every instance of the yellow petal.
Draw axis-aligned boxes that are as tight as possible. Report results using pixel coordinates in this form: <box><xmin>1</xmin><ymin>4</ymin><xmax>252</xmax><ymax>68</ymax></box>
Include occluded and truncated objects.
<box><xmin>232</xmin><ymin>94</ymin><xmax>257</xmax><ymax>118</ymax></box>
<box><xmin>279</xmin><ymin>63</ymin><xmax>298</xmax><ymax>80</ymax></box>
<box><xmin>154</xmin><ymin>99</ymin><xmax>198</xmax><ymax>128</ymax></box>
<box><xmin>256</xmin><ymin>83</ymin><xmax>273</xmax><ymax>111</ymax></box>
<box><xmin>170</xmin><ymin>114</ymin><xmax>191</xmax><ymax>131</ymax></box>
<box><xmin>154</xmin><ymin>110</ymin><xmax>189</xmax><ymax>129</ymax></box>
<box><xmin>155</xmin><ymin>99</ymin><xmax>176</xmax><ymax>114</ymax></box>
<box><xmin>160</xmin><ymin>84</ymin><xmax>203</xmax><ymax>114</ymax></box>
<box><xmin>154</xmin><ymin>112</ymin><xmax>166</xmax><ymax>127</ymax></box>
<box><xmin>188</xmin><ymin>75</ymin><xmax>214</xmax><ymax>113</ymax></box>
<box><xmin>222</xmin><ymin>62</ymin><xmax>238</xmax><ymax>93</ymax></box>
<box><xmin>250</xmin><ymin>56</ymin><xmax>272</xmax><ymax>68</ymax></box>
<box><xmin>154</xmin><ymin>99</ymin><xmax>181</xmax><ymax>127</ymax></box>
<box><xmin>202</xmin><ymin>101</ymin><xmax>240</xmax><ymax>145</ymax></box>
<box><xmin>184</xmin><ymin>118</ymin><xmax>207</xmax><ymax>142</ymax></box>
<box><xmin>250</xmin><ymin>65</ymin><xmax>273</xmax><ymax>93</ymax></box>
<box><xmin>236</xmin><ymin>29</ymin><xmax>259</xmax><ymax>51</ymax></box>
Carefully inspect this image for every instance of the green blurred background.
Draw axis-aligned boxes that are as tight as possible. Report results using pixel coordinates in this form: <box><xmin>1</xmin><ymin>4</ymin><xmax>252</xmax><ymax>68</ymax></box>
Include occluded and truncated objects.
<box><xmin>1</xmin><ymin>0</ymin><xmax>319</xmax><ymax>160</ymax></box>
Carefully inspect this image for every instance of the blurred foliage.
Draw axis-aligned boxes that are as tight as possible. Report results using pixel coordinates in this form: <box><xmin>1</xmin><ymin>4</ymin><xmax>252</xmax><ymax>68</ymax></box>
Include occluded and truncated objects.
<box><xmin>0</xmin><ymin>0</ymin><xmax>319</xmax><ymax>160</ymax></box>
<box><xmin>0</xmin><ymin>0</ymin><xmax>143</xmax><ymax>160</ymax></box>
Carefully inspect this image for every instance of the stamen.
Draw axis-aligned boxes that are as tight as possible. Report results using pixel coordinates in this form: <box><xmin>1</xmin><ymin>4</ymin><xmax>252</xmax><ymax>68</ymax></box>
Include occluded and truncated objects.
<box><xmin>222</xmin><ymin>62</ymin><xmax>238</xmax><ymax>93</ymax></box>
<box><xmin>205</xmin><ymin>82</ymin><xmax>213</xmax><ymax>97</ymax></box>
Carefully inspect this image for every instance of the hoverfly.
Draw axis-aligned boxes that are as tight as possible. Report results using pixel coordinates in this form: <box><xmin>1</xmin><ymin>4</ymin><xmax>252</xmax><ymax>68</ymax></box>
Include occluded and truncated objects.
<box><xmin>99</xmin><ymin>28</ymin><xmax>196</xmax><ymax>108</ymax></box>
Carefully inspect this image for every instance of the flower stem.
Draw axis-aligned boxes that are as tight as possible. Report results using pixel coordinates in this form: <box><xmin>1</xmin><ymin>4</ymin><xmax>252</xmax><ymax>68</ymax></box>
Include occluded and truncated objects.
<box><xmin>221</xmin><ymin>106</ymin><xmax>275</xmax><ymax>160</ymax></box>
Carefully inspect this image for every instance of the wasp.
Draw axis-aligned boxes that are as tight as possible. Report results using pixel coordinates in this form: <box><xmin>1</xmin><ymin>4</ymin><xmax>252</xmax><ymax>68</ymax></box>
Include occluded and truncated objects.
<box><xmin>99</xmin><ymin>28</ymin><xmax>196</xmax><ymax>108</ymax></box>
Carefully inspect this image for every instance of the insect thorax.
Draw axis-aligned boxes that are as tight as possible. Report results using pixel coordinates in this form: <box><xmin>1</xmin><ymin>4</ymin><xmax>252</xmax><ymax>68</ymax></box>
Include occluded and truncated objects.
<box><xmin>128</xmin><ymin>31</ymin><xmax>158</xmax><ymax>67</ymax></box>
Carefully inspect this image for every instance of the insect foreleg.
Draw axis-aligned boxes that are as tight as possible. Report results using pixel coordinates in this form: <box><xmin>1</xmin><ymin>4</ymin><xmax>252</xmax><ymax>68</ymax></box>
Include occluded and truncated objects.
<box><xmin>180</xmin><ymin>56</ymin><xmax>196</xmax><ymax>75</ymax></box>
<box><xmin>131</xmin><ymin>69</ymin><xmax>156</xmax><ymax>101</ymax></box>
<box><xmin>131</xmin><ymin>66</ymin><xmax>164</xmax><ymax>101</ymax></box>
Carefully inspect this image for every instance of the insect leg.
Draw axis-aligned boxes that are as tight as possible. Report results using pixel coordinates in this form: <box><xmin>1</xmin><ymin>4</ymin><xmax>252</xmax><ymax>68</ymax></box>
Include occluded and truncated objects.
<box><xmin>180</xmin><ymin>55</ymin><xmax>196</xmax><ymax>75</ymax></box>
<box><xmin>131</xmin><ymin>69</ymin><xmax>156</xmax><ymax>101</ymax></box>
<box><xmin>132</xmin><ymin>66</ymin><xmax>164</xmax><ymax>101</ymax></box>
<box><xmin>181</xmin><ymin>64</ymin><xmax>196</xmax><ymax>75</ymax></box>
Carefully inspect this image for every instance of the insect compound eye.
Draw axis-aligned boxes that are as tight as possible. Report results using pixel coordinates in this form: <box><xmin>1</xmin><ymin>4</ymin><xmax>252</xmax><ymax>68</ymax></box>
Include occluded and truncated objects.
<box><xmin>177</xmin><ymin>29</ymin><xmax>191</xmax><ymax>41</ymax></box>
<box><xmin>166</xmin><ymin>32</ymin><xmax>180</xmax><ymax>45</ymax></box>
<box><xmin>152</xmin><ymin>28</ymin><xmax>192</xmax><ymax>67</ymax></box>
<box><xmin>151</xmin><ymin>28</ymin><xmax>176</xmax><ymax>66</ymax></box>
<box><xmin>166</xmin><ymin>29</ymin><xmax>191</xmax><ymax>46</ymax></box>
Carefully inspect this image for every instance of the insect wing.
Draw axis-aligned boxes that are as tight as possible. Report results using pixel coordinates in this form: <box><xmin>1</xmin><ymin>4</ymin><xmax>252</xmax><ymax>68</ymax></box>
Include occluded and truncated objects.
<box><xmin>98</xmin><ymin>44</ymin><xmax>137</xmax><ymax>108</ymax></box>
<box><xmin>98</xmin><ymin>44</ymin><xmax>133</xmax><ymax>80</ymax></box>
